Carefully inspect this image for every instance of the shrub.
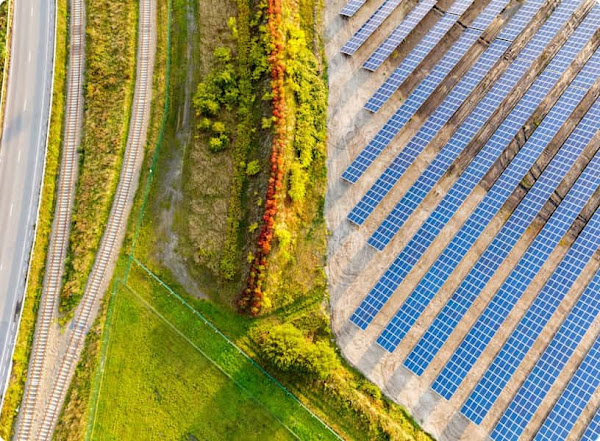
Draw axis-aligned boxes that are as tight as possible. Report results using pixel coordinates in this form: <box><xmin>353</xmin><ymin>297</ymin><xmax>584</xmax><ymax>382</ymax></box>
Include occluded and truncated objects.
<box><xmin>304</xmin><ymin>342</ymin><xmax>339</xmax><ymax>379</ymax></box>
<box><xmin>246</xmin><ymin>159</ymin><xmax>261</xmax><ymax>176</ymax></box>
<box><xmin>259</xmin><ymin>324</ymin><xmax>339</xmax><ymax>379</ymax></box>
<box><xmin>208</xmin><ymin>135</ymin><xmax>228</xmax><ymax>152</ymax></box>
<box><xmin>212</xmin><ymin>121</ymin><xmax>227</xmax><ymax>134</ymax></box>
<box><xmin>260</xmin><ymin>324</ymin><xmax>306</xmax><ymax>371</ymax></box>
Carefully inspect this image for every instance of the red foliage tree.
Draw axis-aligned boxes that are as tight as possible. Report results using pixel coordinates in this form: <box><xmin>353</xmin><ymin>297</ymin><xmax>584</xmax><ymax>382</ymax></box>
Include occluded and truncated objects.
<box><xmin>238</xmin><ymin>0</ymin><xmax>286</xmax><ymax>315</ymax></box>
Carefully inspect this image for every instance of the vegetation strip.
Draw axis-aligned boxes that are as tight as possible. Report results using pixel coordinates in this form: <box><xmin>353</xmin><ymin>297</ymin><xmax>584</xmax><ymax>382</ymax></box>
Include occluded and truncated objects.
<box><xmin>239</xmin><ymin>0</ymin><xmax>286</xmax><ymax>315</ymax></box>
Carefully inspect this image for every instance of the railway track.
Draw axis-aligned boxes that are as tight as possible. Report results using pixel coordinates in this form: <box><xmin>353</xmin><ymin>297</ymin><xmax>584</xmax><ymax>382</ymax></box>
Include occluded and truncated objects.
<box><xmin>15</xmin><ymin>0</ymin><xmax>155</xmax><ymax>436</ymax></box>
<box><xmin>15</xmin><ymin>0</ymin><xmax>85</xmax><ymax>436</ymax></box>
<box><xmin>36</xmin><ymin>0</ymin><xmax>155</xmax><ymax>436</ymax></box>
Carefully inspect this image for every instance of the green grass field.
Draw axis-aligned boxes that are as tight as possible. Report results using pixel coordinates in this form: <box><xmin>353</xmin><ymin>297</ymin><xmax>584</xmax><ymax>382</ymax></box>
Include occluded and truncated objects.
<box><xmin>88</xmin><ymin>261</ymin><xmax>338</xmax><ymax>440</ymax></box>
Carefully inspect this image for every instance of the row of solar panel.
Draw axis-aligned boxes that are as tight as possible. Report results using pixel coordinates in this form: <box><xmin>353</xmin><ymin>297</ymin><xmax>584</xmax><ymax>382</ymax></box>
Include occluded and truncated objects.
<box><xmin>337</xmin><ymin>0</ymin><xmax>600</xmax><ymax>437</ymax></box>
<box><xmin>349</xmin><ymin>0</ymin><xmax>589</xmax><ymax>329</ymax></box>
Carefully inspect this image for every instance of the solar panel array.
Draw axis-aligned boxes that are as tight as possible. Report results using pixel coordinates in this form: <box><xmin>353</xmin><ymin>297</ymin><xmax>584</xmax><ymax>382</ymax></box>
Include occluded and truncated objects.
<box><xmin>491</xmin><ymin>254</ymin><xmax>600</xmax><ymax>439</ymax></box>
<box><xmin>364</xmin><ymin>0</ymin><xmax>475</xmax><ymax>99</ymax></box>
<box><xmin>342</xmin><ymin>0</ymin><xmax>512</xmax><ymax>184</ymax></box>
<box><xmin>433</xmin><ymin>98</ymin><xmax>600</xmax><ymax>401</ymax></box>
<box><xmin>403</xmin><ymin>48</ymin><xmax>600</xmax><ymax>376</ymax></box>
<box><xmin>341</xmin><ymin>0</ymin><xmax>407</xmax><ymax>55</ymax></box>
<box><xmin>369</xmin><ymin>0</ymin><xmax>590</xmax><ymax>249</ymax></box>
<box><xmin>335</xmin><ymin>0</ymin><xmax>600</xmax><ymax>437</ymax></box>
<box><xmin>352</xmin><ymin>8</ymin><xmax>597</xmax><ymax>331</ymax></box>
<box><xmin>362</xmin><ymin>0</ymin><xmax>438</xmax><ymax>70</ymax></box>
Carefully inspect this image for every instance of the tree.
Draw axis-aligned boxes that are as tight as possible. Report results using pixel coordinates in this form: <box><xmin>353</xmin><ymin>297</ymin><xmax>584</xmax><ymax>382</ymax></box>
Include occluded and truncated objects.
<box><xmin>304</xmin><ymin>341</ymin><xmax>339</xmax><ymax>379</ymax></box>
<box><xmin>260</xmin><ymin>324</ymin><xmax>305</xmax><ymax>371</ymax></box>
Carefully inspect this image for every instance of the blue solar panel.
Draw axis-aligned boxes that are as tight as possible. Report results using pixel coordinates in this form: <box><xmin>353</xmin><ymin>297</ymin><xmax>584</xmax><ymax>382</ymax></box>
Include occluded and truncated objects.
<box><xmin>364</xmin><ymin>0</ymin><xmax>475</xmax><ymax>107</ymax></box>
<box><xmin>402</xmin><ymin>52</ymin><xmax>600</xmax><ymax>376</ymax></box>
<box><xmin>581</xmin><ymin>408</ymin><xmax>600</xmax><ymax>441</ymax></box>
<box><xmin>489</xmin><ymin>266</ymin><xmax>600</xmax><ymax>441</ymax></box>
<box><xmin>351</xmin><ymin>13</ymin><xmax>598</xmax><ymax>333</ymax></box>
<box><xmin>362</xmin><ymin>0</ymin><xmax>438</xmax><ymax>71</ymax></box>
<box><xmin>349</xmin><ymin>38</ymin><xmax>510</xmax><ymax>225</ymax></box>
<box><xmin>341</xmin><ymin>0</ymin><xmax>407</xmax><ymax>55</ymax></box>
<box><xmin>368</xmin><ymin>0</ymin><xmax>589</xmax><ymax>250</ymax></box>
<box><xmin>342</xmin><ymin>0</ymin><xmax>515</xmax><ymax>184</ymax></box>
<box><xmin>533</xmin><ymin>336</ymin><xmax>600</xmax><ymax>441</ymax></box>
<box><xmin>434</xmin><ymin>99</ymin><xmax>600</xmax><ymax>404</ymax></box>
<box><xmin>340</xmin><ymin>0</ymin><xmax>368</xmax><ymax>17</ymax></box>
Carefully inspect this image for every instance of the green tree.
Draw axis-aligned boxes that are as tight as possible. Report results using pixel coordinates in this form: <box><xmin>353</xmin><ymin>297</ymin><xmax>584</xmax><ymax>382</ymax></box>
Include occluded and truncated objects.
<box><xmin>260</xmin><ymin>324</ymin><xmax>305</xmax><ymax>371</ymax></box>
<box><xmin>304</xmin><ymin>341</ymin><xmax>339</xmax><ymax>379</ymax></box>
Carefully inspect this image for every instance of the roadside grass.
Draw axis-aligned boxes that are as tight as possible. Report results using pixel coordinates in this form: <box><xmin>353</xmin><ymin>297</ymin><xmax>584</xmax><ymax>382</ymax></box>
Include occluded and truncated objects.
<box><xmin>85</xmin><ymin>260</ymin><xmax>335</xmax><ymax>440</ymax></box>
<box><xmin>0</xmin><ymin>0</ymin><xmax>68</xmax><ymax>435</ymax></box>
<box><xmin>58</xmin><ymin>0</ymin><xmax>138</xmax><ymax>322</ymax></box>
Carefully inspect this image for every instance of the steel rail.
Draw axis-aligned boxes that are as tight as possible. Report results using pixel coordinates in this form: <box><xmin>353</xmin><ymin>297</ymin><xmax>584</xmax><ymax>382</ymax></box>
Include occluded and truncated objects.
<box><xmin>35</xmin><ymin>0</ymin><xmax>155</xmax><ymax>436</ymax></box>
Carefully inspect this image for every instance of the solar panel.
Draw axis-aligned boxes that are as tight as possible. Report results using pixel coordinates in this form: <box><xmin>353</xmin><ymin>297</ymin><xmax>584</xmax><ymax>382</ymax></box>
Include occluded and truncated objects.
<box><xmin>350</xmin><ymin>11</ymin><xmax>597</xmax><ymax>333</ymax></box>
<box><xmin>340</xmin><ymin>0</ymin><xmax>368</xmax><ymax>17</ymax></box>
<box><xmin>489</xmin><ymin>267</ymin><xmax>600</xmax><ymax>440</ymax></box>
<box><xmin>362</xmin><ymin>0</ymin><xmax>438</xmax><ymax>71</ymax></box>
<box><xmin>348</xmin><ymin>38</ymin><xmax>510</xmax><ymax>225</ymax></box>
<box><xmin>580</xmin><ymin>408</ymin><xmax>600</xmax><ymax>441</ymax></box>
<box><xmin>364</xmin><ymin>0</ymin><xmax>475</xmax><ymax>108</ymax></box>
<box><xmin>341</xmin><ymin>0</ymin><xmax>406</xmax><ymax>55</ymax></box>
<box><xmin>532</xmin><ymin>336</ymin><xmax>600</xmax><ymax>441</ymax></box>
<box><xmin>342</xmin><ymin>0</ymin><xmax>514</xmax><ymax>184</ymax></box>
<box><xmin>401</xmin><ymin>54</ymin><xmax>600</xmax><ymax>376</ymax></box>
<box><xmin>434</xmin><ymin>99</ymin><xmax>600</xmax><ymax>404</ymax></box>
<box><xmin>368</xmin><ymin>0</ymin><xmax>588</xmax><ymax>250</ymax></box>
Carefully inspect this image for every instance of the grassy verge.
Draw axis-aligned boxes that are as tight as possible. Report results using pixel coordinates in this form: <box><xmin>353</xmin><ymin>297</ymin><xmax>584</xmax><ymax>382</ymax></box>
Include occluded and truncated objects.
<box><xmin>0</xmin><ymin>0</ymin><xmax>68</xmax><ymax>435</ymax></box>
<box><xmin>58</xmin><ymin>0</ymin><xmax>138</xmax><ymax>321</ymax></box>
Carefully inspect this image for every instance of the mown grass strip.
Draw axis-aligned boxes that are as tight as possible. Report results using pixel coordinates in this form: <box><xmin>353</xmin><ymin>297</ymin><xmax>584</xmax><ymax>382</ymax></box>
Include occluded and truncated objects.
<box><xmin>0</xmin><ymin>0</ymin><xmax>67</xmax><ymax>435</ymax></box>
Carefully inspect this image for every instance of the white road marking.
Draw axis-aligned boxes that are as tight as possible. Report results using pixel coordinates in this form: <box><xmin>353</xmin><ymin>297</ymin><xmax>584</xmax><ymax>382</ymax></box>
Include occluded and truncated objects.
<box><xmin>9</xmin><ymin>203</ymin><xmax>13</xmax><ymax>217</ymax></box>
<box><xmin>31</xmin><ymin>5</ymin><xmax>34</xmax><ymax>16</ymax></box>
<box><xmin>17</xmin><ymin>149</ymin><xmax>21</xmax><ymax>163</ymax></box>
<box><xmin>23</xmin><ymin>98</ymin><xmax>27</xmax><ymax>112</ymax></box>
<box><xmin>28</xmin><ymin>50</ymin><xmax>32</xmax><ymax>62</ymax></box>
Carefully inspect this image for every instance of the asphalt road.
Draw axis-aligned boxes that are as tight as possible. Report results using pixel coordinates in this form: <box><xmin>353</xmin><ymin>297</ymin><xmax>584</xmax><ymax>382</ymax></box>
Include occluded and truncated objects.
<box><xmin>0</xmin><ymin>0</ymin><xmax>55</xmax><ymax>402</ymax></box>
